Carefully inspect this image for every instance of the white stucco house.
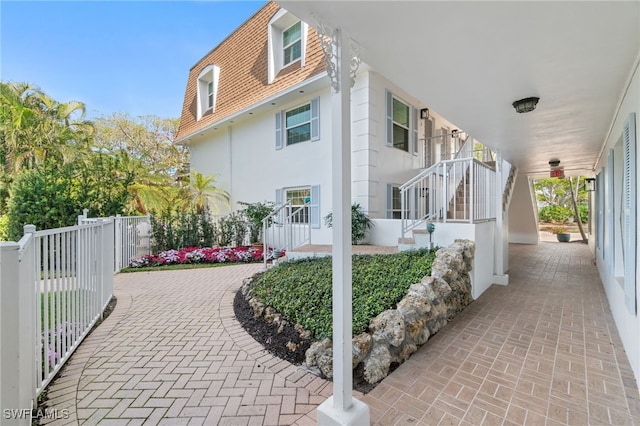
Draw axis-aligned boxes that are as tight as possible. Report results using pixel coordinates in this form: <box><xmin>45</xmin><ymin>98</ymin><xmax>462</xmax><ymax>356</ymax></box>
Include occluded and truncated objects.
<box><xmin>176</xmin><ymin>1</ymin><xmax>640</xmax><ymax>416</ymax></box>
<box><xmin>176</xmin><ymin>2</ymin><xmax>513</xmax><ymax>298</ymax></box>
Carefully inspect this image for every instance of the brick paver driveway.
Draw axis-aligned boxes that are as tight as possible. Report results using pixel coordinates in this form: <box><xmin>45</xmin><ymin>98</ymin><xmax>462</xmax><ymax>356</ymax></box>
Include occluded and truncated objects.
<box><xmin>43</xmin><ymin>265</ymin><xmax>330</xmax><ymax>425</ymax></box>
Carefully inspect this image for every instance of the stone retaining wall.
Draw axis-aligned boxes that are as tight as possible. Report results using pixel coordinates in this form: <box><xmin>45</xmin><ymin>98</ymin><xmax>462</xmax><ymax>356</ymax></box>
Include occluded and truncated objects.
<box><xmin>242</xmin><ymin>239</ymin><xmax>475</xmax><ymax>385</ymax></box>
<box><xmin>305</xmin><ymin>239</ymin><xmax>475</xmax><ymax>384</ymax></box>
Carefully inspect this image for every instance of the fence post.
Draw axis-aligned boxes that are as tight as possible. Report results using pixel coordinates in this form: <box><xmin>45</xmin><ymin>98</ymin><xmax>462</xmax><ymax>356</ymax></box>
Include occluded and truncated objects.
<box><xmin>114</xmin><ymin>215</ymin><xmax>122</xmax><ymax>273</ymax></box>
<box><xmin>19</xmin><ymin>226</ymin><xmax>36</xmax><ymax>417</ymax></box>
<box><xmin>0</xmin><ymin>242</ymin><xmax>21</xmax><ymax>423</ymax></box>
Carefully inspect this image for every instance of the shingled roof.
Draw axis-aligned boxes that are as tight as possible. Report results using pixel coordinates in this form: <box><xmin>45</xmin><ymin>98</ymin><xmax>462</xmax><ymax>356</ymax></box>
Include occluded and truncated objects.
<box><xmin>176</xmin><ymin>1</ymin><xmax>326</xmax><ymax>142</ymax></box>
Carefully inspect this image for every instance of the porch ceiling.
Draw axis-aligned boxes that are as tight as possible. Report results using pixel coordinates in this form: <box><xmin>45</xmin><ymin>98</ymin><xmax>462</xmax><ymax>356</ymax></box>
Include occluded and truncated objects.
<box><xmin>279</xmin><ymin>1</ymin><xmax>640</xmax><ymax>178</ymax></box>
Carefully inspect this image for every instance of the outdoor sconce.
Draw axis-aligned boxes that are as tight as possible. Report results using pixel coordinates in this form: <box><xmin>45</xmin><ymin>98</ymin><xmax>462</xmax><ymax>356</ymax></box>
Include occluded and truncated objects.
<box><xmin>451</xmin><ymin>129</ymin><xmax>458</xmax><ymax>139</ymax></box>
<box><xmin>512</xmin><ymin>97</ymin><xmax>540</xmax><ymax>113</ymax></box>
<box><xmin>420</xmin><ymin>108</ymin><xmax>430</xmax><ymax>120</ymax></box>
<box><xmin>585</xmin><ymin>178</ymin><xmax>595</xmax><ymax>191</ymax></box>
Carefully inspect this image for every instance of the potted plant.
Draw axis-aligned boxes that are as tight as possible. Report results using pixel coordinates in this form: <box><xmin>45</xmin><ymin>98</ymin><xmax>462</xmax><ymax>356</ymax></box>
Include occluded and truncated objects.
<box><xmin>549</xmin><ymin>226</ymin><xmax>571</xmax><ymax>242</ymax></box>
<box><xmin>239</xmin><ymin>201</ymin><xmax>275</xmax><ymax>246</ymax></box>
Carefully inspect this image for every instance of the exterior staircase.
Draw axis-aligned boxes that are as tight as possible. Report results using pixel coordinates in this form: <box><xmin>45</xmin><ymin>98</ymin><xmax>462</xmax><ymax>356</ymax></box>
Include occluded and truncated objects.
<box><xmin>399</xmin><ymin>136</ymin><xmax>517</xmax><ymax>248</ymax></box>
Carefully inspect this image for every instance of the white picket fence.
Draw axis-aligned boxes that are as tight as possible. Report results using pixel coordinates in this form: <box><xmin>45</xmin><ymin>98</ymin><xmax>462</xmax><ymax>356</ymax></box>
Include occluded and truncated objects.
<box><xmin>0</xmin><ymin>214</ymin><xmax>150</xmax><ymax>424</ymax></box>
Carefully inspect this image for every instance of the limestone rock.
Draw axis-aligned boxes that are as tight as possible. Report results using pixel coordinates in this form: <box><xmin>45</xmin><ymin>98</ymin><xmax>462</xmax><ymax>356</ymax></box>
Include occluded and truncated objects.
<box><xmin>370</xmin><ymin>310</ymin><xmax>405</xmax><ymax>347</ymax></box>
<box><xmin>306</xmin><ymin>338</ymin><xmax>332</xmax><ymax>367</ymax></box>
<box><xmin>352</xmin><ymin>333</ymin><xmax>372</xmax><ymax>368</ymax></box>
<box><xmin>248</xmin><ymin>297</ymin><xmax>265</xmax><ymax>318</ymax></box>
<box><xmin>317</xmin><ymin>350</ymin><xmax>334</xmax><ymax>379</ymax></box>
<box><xmin>363</xmin><ymin>344</ymin><xmax>391</xmax><ymax>384</ymax></box>
<box><xmin>398</xmin><ymin>343</ymin><xmax>417</xmax><ymax>362</ymax></box>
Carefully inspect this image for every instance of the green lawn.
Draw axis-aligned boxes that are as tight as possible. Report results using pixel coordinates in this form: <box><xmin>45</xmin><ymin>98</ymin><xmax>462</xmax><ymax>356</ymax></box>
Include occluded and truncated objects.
<box><xmin>250</xmin><ymin>248</ymin><xmax>437</xmax><ymax>339</ymax></box>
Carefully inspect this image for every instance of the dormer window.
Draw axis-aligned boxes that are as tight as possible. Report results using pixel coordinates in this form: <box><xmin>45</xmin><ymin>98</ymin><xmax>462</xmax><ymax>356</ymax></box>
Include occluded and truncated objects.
<box><xmin>196</xmin><ymin>64</ymin><xmax>220</xmax><ymax>121</ymax></box>
<box><xmin>268</xmin><ymin>9</ymin><xmax>308</xmax><ymax>84</ymax></box>
<box><xmin>283</xmin><ymin>21</ymin><xmax>301</xmax><ymax>66</ymax></box>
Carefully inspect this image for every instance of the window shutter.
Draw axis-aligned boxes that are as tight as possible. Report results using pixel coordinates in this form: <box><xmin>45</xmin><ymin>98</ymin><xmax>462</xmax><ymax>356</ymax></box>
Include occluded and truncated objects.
<box><xmin>607</xmin><ymin>149</ymin><xmax>614</xmax><ymax>267</ymax></box>
<box><xmin>275</xmin><ymin>111</ymin><xmax>283</xmax><ymax>150</ymax></box>
<box><xmin>412</xmin><ymin>106</ymin><xmax>418</xmax><ymax>155</ymax></box>
<box><xmin>425</xmin><ymin>118</ymin><xmax>433</xmax><ymax>166</ymax></box>
<box><xmin>275</xmin><ymin>188</ymin><xmax>283</xmax><ymax>206</ymax></box>
<box><xmin>622</xmin><ymin>113</ymin><xmax>636</xmax><ymax>314</ymax></box>
<box><xmin>386</xmin><ymin>183</ymin><xmax>393</xmax><ymax>218</ymax></box>
<box><xmin>385</xmin><ymin>90</ymin><xmax>393</xmax><ymax>147</ymax></box>
<box><xmin>310</xmin><ymin>97</ymin><xmax>320</xmax><ymax>141</ymax></box>
<box><xmin>310</xmin><ymin>185</ymin><xmax>320</xmax><ymax>228</ymax></box>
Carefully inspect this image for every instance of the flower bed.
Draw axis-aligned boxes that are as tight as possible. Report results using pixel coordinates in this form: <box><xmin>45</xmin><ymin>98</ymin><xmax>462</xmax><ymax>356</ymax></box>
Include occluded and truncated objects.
<box><xmin>128</xmin><ymin>246</ymin><xmax>285</xmax><ymax>268</ymax></box>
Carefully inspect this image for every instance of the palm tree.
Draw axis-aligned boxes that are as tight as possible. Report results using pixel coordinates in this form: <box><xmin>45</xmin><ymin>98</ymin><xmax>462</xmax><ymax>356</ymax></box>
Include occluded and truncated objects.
<box><xmin>189</xmin><ymin>171</ymin><xmax>229</xmax><ymax>214</ymax></box>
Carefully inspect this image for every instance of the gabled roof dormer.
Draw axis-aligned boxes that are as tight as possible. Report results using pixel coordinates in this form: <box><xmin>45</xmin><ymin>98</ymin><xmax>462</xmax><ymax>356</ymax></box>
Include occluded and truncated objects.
<box><xmin>267</xmin><ymin>9</ymin><xmax>308</xmax><ymax>84</ymax></box>
<box><xmin>196</xmin><ymin>64</ymin><xmax>220</xmax><ymax>121</ymax></box>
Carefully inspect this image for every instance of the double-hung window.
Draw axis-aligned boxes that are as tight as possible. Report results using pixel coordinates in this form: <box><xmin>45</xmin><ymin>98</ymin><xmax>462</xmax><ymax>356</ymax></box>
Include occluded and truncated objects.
<box><xmin>283</xmin><ymin>21</ymin><xmax>302</xmax><ymax>66</ymax></box>
<box><xmin>207</xmin><ymin>81</ymin><xmax>214</xmax><ymax>110</ymax></box>
<box><xmin>285</xmin><ymin>103</ymin><xmax>311</xmax><ymax>145</ymax></box>
<box><xmin>275</xmin><ymin>97</ymin><xmax>319</xmax><ymax>149</ymax></box>
<box><xmin>286</xmin><ymin>188</ymin><xmax>310</xmax><ymax>223</ymax></box>
<box><xmin>196</xmin><ymin>64</ymin><xmax>220</xmax><ymax>121</ymax></box>
<box><xmin>385</xmin><ymin>89</ymin><xmax>418</xmax><ymax>154</ymax></box>
<box><xmin>275</xmin><ymin>185</ymin><xmax>321</xmax><ymax>228</ymax></box>
<box><xmin>392</xmin><ymin>98</ymin><xmax>410</xmax><ymax>151</ymax></box>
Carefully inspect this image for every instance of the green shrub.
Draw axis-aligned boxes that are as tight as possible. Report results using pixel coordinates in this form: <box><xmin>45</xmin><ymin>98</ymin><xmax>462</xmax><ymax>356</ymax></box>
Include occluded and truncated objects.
<box><xmin>539</xmin><ymin>205</ymin><xmax>573</xmax><ymax>223</ymax></box>
<box><xmin>324</xmin><ymin>203</ymin><xmax>374</xmax><ymax>245</ymax></box>
<box><xmin>217</xmin><ymin>212</ymin><xmax>247</xmax><ymax>247</ymax></box>
<box><xmin>251</xmin><ymin>248</ymin><xmax>437</xmax><ymax>339</ymax></box>
<box><xmin>0</xmin><ymin>215</ymin><xmax>9</xmax><ymax>241</ymax></box>
<box><xmin>578</xmin><ymin>204</ymin><xmax>588</xmax><ymax>223</ymax></box>
<box><xmin>6</xmin><ymin>164</ymin><xmax>81</xmax><ymax>240</ymax></box>
<box><xmin>150</xmin><ymin>208</ymin><xmax>219</xmax><ymax>252</ymax></box>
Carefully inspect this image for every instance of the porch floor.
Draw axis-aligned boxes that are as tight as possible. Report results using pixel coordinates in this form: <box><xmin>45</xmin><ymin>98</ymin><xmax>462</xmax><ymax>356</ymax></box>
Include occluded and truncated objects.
<box><xmin>360</xmin><ymin>241</ymin><xmax>640</xmax><ymax>424</ymax></box>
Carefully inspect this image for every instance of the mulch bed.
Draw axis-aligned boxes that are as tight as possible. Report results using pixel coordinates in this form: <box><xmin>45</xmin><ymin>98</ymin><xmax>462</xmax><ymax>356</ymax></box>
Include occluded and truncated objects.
<box><xmin>233</xmin><ymin>289</ymin><xmax>390</xmax><ymax>394</ymax></box>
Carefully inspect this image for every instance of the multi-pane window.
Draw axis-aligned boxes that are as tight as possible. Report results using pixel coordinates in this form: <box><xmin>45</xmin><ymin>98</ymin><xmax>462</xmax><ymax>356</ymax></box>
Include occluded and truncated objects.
<box><xmin>391</xmin><ymin>186</ymin><xmax>402</xmax><ymax>219</ymax></box>
<box><xmin>286</xmin><ymin>188</ymin><xmax>310</xmax><ymax>223</ymax></box>
<box><xmin>393</xmin><ymin>98</ymin><xmax>410</xmax><ymax>151</ymax></box>
<box><xmin>283</xmin><ymin>21</ymin><xmax>302</xmax><ymax>66</ymax></box>
<box><xmin>207</xmin><ymin>81</ymin><xmax>214</xmax><ymax>110</ymax></box>
<box><xmin>285</xmin><ymin>103</ymin><xmax>311</xmax><ymax>145</ymax></box>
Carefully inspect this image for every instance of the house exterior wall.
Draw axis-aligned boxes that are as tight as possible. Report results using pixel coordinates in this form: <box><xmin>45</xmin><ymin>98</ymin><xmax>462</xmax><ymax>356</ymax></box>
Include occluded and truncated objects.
<box><xmin>508</xmin><ymin>175</ymin><xmax>539</xmax><ymax>244</ymax></box>
<box><xmin>591</xmin><ymin>59</ymin><xmax>640</xmax><ymax>390</ymax></box>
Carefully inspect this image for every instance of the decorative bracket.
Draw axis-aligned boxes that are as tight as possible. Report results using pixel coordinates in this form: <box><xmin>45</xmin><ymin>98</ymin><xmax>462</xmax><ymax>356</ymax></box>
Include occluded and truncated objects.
<box><xmin>314</xmin><ymin>15</ymin><xmax>361</xmax><ymax>93</ymax></box>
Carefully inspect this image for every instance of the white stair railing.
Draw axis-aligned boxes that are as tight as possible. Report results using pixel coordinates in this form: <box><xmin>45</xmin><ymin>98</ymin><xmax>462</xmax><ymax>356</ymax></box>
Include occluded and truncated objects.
<box><xmin>263</xmin><ymin>201</ymin><xmax>311</xmax><ymax>267</ymax></box>
<box><xmin>401</xmin><ymin>157</ymin><xmax>497</xmax><ymax>239</ymax></box>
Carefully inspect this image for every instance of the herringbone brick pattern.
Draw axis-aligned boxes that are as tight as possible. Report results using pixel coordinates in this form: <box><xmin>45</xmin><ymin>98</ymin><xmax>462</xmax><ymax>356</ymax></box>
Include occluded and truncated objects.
<box><xmin>42</xmin><ymin>242</ymin><xmax>640</xmax><ymax>425</ymax></box>
<box><xmin>42</xmin><ymin>265</ymin><xmax>332</xmax><ymax>425</ymax></box>
<box><xmin>361</xmin><ymin>242</ymin><xmax>640</xmax><ymax>425</ymax></box>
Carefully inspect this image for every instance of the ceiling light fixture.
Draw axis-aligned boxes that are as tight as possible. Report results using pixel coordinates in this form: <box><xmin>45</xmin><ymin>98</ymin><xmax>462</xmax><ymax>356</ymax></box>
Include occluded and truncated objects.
<box><xmin>548</xmin><ymin>159</ymin><xmax>560</xmax><ymax>167</ymax></box>
<box><xmin>512</xmin><ymin>97</ymin><xmax>540</xmax><ymax>113</ymax></box>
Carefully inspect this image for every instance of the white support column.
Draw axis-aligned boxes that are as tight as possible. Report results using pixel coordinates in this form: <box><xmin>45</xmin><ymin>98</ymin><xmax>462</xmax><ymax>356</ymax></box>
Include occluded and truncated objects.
<box><xmin>494</xmin><ymin>153</ymin><xmax>509</xmax><ymax>285</ymax></box>
<box><xmin>316</xmin><ymin>26</ymin><xmax>370</xmax><ymax>426</ymax></box>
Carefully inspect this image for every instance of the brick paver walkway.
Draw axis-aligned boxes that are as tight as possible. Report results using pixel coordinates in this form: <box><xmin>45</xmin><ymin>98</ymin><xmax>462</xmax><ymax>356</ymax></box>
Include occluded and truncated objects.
<box><xmin>42</xmin><ymin>264</ymin><xmax>331</xmax><ymax>425</ymax></box>
<box><xmin>43</xmin><ymin>242</ymin><xmax>640</xmax><ymax>425</ymax></box>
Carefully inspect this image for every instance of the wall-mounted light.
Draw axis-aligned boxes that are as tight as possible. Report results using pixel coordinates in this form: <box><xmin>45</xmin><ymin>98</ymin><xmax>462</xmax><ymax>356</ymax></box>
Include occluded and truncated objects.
<box><xmin>585</xmin><ymin>178</ymin><xmax>595</xmax><ymax>191</ymax></box>
<box><xmin>512</xmin><ymin>97</ymin><xmax>540</xmax><ymax>113</ymax></box>
<box><xmin>451</xmin><ymin>129</ymin><xmax>458</xmax><ymax>139</ymax></box>
<box><xmin>420</xmin><ymin>108</ymin><xmax>430</xmax><ymax>120</ymax></box>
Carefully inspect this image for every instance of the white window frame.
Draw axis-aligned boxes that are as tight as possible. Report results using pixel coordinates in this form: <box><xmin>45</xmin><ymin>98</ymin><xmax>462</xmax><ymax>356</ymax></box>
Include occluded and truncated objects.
<box><xmin>282</xmin><ymin>21</ymin><xmax>302</xmax><ymax>67</ymax></box>
<box><xmin>285</xmin><ymin>187</ymin><xmax>311</xmax><ymax>224</ymax></box>
<box><xmin>196</xmin><ymin>64</ymin><xmax>220</xmax><ymax>121</ymax></box>
<box><xmin>285</xmin><ymin>102</ymin><xmax>311</xmax><ymax>145</ymax></box>
<box><xmin>267</xmin><ymin>9</ymin><xmax>308</xmax><ymax>84</ymax></box>
<box><xmin>392</xmin><ymin>97</ymin><xmax>411</xmax><ymax>152</ymax></box>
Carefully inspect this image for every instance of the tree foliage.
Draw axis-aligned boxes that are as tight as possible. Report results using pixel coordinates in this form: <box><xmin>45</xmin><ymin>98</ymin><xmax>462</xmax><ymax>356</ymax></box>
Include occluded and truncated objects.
<box><xmin>534</xmin><ymin>177</ymin><xmax>588</xmax><ymax>223</ymax></box>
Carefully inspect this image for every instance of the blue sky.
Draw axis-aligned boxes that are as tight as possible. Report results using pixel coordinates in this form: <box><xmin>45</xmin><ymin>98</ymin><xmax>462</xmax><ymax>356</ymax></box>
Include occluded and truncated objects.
<box><xmin>1</xmin><ymin>1</ymin><xmax>264</xmax><ymax>119</ymax></box>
